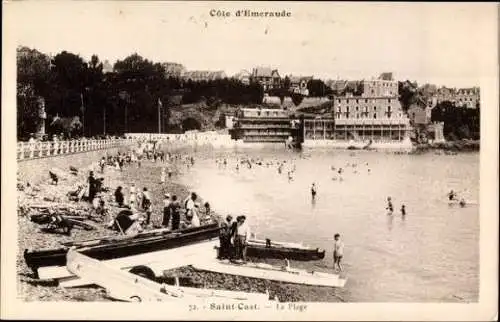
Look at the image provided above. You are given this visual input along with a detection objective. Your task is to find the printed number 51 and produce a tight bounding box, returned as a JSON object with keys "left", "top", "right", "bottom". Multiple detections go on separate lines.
{"left": 189, "top": 304, "right": 198, "bottom": 311}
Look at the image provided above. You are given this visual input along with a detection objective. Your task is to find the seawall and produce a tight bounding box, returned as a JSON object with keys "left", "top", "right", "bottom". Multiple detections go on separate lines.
{"left": 17, "top": 146, "right": 129, "bottom": 185}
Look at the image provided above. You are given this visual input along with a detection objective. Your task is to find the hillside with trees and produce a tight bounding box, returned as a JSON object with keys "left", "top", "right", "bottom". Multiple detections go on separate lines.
{"left": 16, "top": 47, "right": 266, "bottom": 140}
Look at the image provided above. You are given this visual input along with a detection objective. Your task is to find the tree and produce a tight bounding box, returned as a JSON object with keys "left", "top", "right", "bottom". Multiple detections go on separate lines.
{"left": 431, "top": 101, "right": 479, "bottom": 140}
{"left": 16, "top": 47, "right": 51, "bottom": 138}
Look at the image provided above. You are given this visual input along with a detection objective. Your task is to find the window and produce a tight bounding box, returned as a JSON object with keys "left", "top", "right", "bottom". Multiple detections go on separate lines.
{"left": 338, "top": 99, "right": 341, "bottom": 103}
{"left": 374, "top": 106, "right": 377, "bottom": 111}
{"left": 346, "top": 99, "right": 349, "bottom": 104}
{"left": 356, "top": 113, "right": 360, "bottom": 119}
{"left": 355, "top": 106, "right": 359, "bottom": 111}
{"left": 356, "top": 99, "right": 359, "bottom": 103}
{"left": 388, "top": 99, "right": 391, "bottom": 103}
{"left": 365, "top": 99, "right": 368, "bottom": 103}
{"left": 373, "top": 113, "right": 377, "bottom": 119}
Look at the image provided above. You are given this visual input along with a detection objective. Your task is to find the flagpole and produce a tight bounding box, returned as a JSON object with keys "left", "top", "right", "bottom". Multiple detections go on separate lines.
{"left": 81, "top": 92, "right": 85, "bottom": 137}
{"left": 158, "top": 98, "right": 161, "bottom": 134}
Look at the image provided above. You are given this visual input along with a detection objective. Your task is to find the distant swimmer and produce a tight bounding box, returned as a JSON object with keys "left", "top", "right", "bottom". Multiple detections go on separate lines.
{"left": 401, "top": 204, "right": 406, "bottom": 216}
{"left": 448, "top": 190, "right": 458, "bottom": 201}
{"left": 368, "top": 168, "right": 371, "bottom": 173}
{"left": 311, "top": 183, "right": 317, "bottom": 198}
{"left": 288, "top": 171, "right": 293, "bottom": 182}
{"left": 459, "top": 198, "right": 466, "bottom": 207}
{"left": 338, "top": 168, "right": 343, "bottom": 174}
{"left": 386, "top": 197, "right": 394, "bottom": 214}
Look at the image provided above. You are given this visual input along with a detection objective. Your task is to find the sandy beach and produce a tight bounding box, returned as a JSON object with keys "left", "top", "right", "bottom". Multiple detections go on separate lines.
{"left": 17, "top": 146, "right": 344, "bottom": 302}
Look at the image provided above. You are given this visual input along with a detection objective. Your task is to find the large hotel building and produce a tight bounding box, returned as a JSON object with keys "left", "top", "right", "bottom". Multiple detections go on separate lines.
{"left": 304, "top": 73, "right": 411, "bottom": 145}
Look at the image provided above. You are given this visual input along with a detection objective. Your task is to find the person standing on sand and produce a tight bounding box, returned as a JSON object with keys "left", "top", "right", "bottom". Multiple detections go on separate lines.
{"left": 129, "top": 183, "right": 137, "bottom": 208}
{"left": 99, "top": 157, "right": 106, "bottom": 174}
{"left": 114, "top": 186, "right": 125, "bottom": 207}
{"left": 167, "top": 165, "right": 173, "bottom": 179}
{"left": 235, "top": 216, "right": 250, "bottom": 261}
{"left": 88, "top": 171, "right": 97, "bottom": 201}
{"left": 170, "top": 195, "right": 181, "bottom": 230}
{"left": 191, "top": 203, "right": 201, "bottom": 227}
{"left": 160, "top": 167, "right": 166, "bottom": 184}
{"left": 162, "top": 193, "right": 171, "bottom": 228}
{"left": 184, "top": 192, "right": 197, "bottom": 215}
{"left": 401, "top": 204, "right": 406, "bottom": 216}
{"left": 219, "top": 215, "right": 235, "bottom": 259}
{"left": 142, "top": 187, "right": 152, "bottom": 226}
{"left": 333, "top": 233, "right": 344, "bottom": 272}
{"left": 204, "top": 202, "right": 211, "bottom": 219}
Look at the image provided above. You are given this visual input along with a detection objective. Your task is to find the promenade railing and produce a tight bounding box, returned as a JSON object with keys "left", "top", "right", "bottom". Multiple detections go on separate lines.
{"left": 17, "top": 139, "right": 133, "bottom": 161}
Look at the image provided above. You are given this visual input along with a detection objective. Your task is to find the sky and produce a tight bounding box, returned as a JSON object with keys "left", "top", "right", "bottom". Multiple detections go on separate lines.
{"left": 4, "top": 1, "right": 498, "bottom": 88}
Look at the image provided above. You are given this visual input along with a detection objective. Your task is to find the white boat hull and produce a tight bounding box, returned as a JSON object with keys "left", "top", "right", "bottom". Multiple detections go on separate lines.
{"left": 192, "top": 260, "right": 347, "bottom": 288}
{"left": 66, "top": 249, "right": 270, "bottom": 302}
{"left": 40, "top": 239, "right": 219, "bottom": 284}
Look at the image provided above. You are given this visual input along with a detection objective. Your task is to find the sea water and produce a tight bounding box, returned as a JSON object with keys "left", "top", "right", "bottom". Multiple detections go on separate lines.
{"left": 176, "top": 147, "right": 479, "bottom": 302}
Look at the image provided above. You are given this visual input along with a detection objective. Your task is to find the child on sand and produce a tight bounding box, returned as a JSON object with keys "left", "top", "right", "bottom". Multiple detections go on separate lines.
{"left": 160, "top": 167, "right": 166, "bottom": 184}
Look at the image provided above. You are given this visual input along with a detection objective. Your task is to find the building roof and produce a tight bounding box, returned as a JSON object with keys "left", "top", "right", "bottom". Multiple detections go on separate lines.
{"left": 252, "top": 67, "right": 273, "bottom": 77}
{"left": 328, "top": 80, "right": 349, "bottom": 91}
{"left": 182, "top": 70, "right": 226, "bottom": 79}
{"left": 457, "top": 87, "right": 479, "bottom": 94}
{"left": 234, "top": 69, "right": 251, "bottom": 78}
{"left": 162, "top": 62, "right": 186, "bottom": 73}
{"left": 289, "top": 75, "right": 313, "bottom": 84}
{"left": 378, "top": 72, "right": 394, "bottom": 81}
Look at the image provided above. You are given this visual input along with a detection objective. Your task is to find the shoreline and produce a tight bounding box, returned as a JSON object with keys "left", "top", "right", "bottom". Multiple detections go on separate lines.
{"left": 414, "top": 140, "right": 480, "bottom": 153}
{"left": 16, "top": 147, "right": 344, "bottom": 302}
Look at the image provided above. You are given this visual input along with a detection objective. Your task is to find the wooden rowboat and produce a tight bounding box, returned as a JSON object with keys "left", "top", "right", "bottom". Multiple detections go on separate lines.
{"left": 246, "top": 239, "right": 325, "bottom": 261}
{"left": 25, "top": 224, "right": 326, "bottom": 279}
{"left": 24, "top": 224, "right": 221, "bottom": 277}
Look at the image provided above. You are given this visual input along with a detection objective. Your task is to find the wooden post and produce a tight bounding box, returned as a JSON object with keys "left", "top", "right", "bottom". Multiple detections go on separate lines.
{"left": 29, "top": 143, "right": 35, "bottom": 159}
{"left": 18, "top": 143, "right": 23, "bottom": 160}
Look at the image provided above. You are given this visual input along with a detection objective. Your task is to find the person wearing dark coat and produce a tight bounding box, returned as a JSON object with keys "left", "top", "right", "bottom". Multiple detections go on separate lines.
{"left": 219, "top": 215, "right": 235, "bottom": 259}
{"left": 114, "top": 186, "right": 125, "bottom": 207}
{"left": 88, "top": 171, "right": 97, "bottom": 201}
{"left": 170, "top": 195, "right": 181, "bottom": 230}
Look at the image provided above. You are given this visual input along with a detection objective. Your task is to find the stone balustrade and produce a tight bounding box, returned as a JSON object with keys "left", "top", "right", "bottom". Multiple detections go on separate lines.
{"left": 17, "top": 139, "right": 133, "bottom": 161}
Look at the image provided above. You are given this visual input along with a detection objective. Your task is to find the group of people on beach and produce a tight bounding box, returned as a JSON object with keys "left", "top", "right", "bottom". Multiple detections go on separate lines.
{"left": 84, "top": 146, "right": 212, "bottom": 235}
{"left": 218, "top": 215, "right": 251, "bottom": 262}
